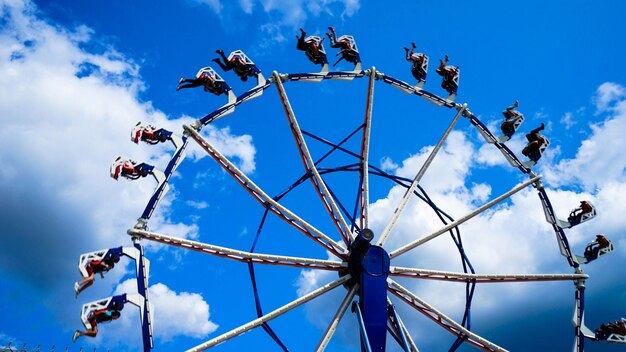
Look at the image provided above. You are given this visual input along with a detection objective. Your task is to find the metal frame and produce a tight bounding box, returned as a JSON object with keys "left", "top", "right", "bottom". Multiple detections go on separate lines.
{"left": 97, "top": 33, "right": 620, "bottom": 350}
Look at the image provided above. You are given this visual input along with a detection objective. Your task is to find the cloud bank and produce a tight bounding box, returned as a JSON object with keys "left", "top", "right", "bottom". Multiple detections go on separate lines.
{"left": 0, "top": 0, "right": 252, "bottom": 346}
{"left": 295, "top": 83, "right": 626, "bottom": 350}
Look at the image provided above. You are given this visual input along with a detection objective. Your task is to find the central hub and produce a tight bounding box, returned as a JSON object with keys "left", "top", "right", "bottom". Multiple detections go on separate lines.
{"left": 345, "top": 228, "right": 390, "bottom": 285}
{"left": 342, "top": 228, "right": 391, "bottom": 351}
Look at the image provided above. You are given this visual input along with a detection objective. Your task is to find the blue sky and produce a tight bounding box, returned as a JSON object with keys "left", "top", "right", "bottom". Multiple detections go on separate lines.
{"left": 1, "top": 0, "right": 626, "bottom": 351}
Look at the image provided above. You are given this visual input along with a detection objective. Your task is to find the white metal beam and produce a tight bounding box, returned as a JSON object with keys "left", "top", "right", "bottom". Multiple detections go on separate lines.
{"left": 129, "top": 228, "right": 345, "bottom": 270}
{"left": 390, "top": 176, "right": 540, "bottom": 259}
{"left": 386, "top": 298, "right": 420, "bottom": 352}
{"left": 184, "top": 124, "right": 348, "bottom": 258}
{"left": 390, "top": 266, "right": 588, "bottom": 283}
{"left": 316, "top": 284, "right": 358, "bottom": 351}
{"left": 274, "top": 71, "right": 354, "bottom": 245}
{"left": 359, "top": 68, "right": 376, "bottom": 230}
{"left": 388, "top": 279, "right": 507, "bottom": 352}
{"left": 378, "top": 105, "right": 466, "bottom": 246}
{"left": 186, "top": 275, "right": 352, "bottom": 352}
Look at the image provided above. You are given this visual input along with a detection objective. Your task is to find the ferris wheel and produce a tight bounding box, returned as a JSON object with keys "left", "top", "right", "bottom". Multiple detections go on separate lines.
{"left": 72, "top": 26, "right": 625, "bottom": 351}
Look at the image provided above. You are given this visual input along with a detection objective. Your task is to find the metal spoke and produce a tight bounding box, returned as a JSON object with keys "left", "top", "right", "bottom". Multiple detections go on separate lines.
{"left": 359, "top": 68, "right": 376, "bottom": 230}
{"left": 390, "top": 266, "right": 588, "bottom": 283}
{"left": 390, "top": 175, "right": 540, "bottom": 259}
{"left": 386, "top": 298, "right": 420, "bottom": 352}
{"left": 274, "top": 71, "right": 354, "bottom": 245}
{"left": 129, "top": 228, "right": 345, "bottom": 271}
{"left": 394, "top": 312, "right": 419, "bottom": 352}
{"left": 316, "top": 284, "right": 358, "bottom": 351}
{"left": 184, "top": 124, "right": 348, "bottom": 258}
{"left": 378, "top": 105, "right": 466, "bottom": 246}
{"left": 186, "top": 275, "right": 352, "bottom": 352}
{"left": 388, "top": 279, "right": 507, "bottom": 352}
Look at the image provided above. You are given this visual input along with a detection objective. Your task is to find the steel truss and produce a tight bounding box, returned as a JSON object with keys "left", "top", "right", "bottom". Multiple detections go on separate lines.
{"left": 111, "top": 61, "right": 611, "bottom": 352}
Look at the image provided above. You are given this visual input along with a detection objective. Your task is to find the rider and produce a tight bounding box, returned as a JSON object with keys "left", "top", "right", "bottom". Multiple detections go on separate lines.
{"left": 326, "top": 26, "right": 351, "bottom": 51}
{"left": 212, "top": 49, "right": 255, "bottom": 82}
{"left": 584, "top": 234, "right": 611, "bottom": 260}
{"left": 177, "top": 67, "right": 211, "bottom": 91}
{"left": 521, "top": 123, "right": 545, "bottom": 160}
{"left": 500, "top": 100, "right": 521, "bottom": 136}
{"left": 177, "top": 67, "right": 227, "bottom": 94}
{"left": 111, "top": 157, "right": 150, "bottom": 180}
{"left": 568, "top": 200, "right": 593, "bottom": 224}
{"left": 435, "top": 55, "right": 459, "bottom": 95}
{"left": 132, "top": 122, "right": 168, "bottom": 144}
{"left": 296, "top": 28, "right": 327, "bottom": 66}
{"left": 403, "top": 42, "right": 427, "bottom": 83}
{"left": 326, "top": 26, "right": 359, "bottom": 66}
{"left": 596, "top": 318, "right": 626, "bottom": 337}
{"left": 72, "top": 304, "right": 123, "bottom": 341}
{"left": 74, "top": 253, "right": 120, "bottom": 297}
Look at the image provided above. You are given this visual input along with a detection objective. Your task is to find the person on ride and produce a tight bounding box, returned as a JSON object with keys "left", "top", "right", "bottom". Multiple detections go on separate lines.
{"left": 568, "top": 200, "right": 593, "bottom": 224}
{"left": 111, "top": 158, "right": 147, "bottom": 180}
{"left": 177, "top": 67, "right": 213, "bottom": 91}
{"left": 296, "top": 28, "right": 326, "bottom": 65}
{"left": 584, "top": 234, "right": 610, "bottom": 260}
{"left": 521, "top": 123, "right": 545, "bottom": 158}
{"left": 436, "top": 55, "right": 459, "bottom": 94}
{"left": 326, "top": 26, "right": 352, "bottom": 51}
{"left": 212, "top": 49, "right": 254, "bottom": 81}
{"left": 74, "top": 254, "right": 120, "bottom": 298}
{"left": 500, "top": 100, "right": 520, "bottom": 136}
{"left": 404, "top": 42, "right": 427, "bottom": 82}
{"left": 132, "top": 123, "right": 159, "bottom": 144}
{"left": 72, "top": 306, "right": 122, "bottom": 341}
{"left": 596, "top": 318, "right": 626, "bottom": 336}
{"left": 326, "top": 26, "right": 359, "bottom": 66}
{"left": 436, "top": 55, "right": 453, "bottom": 77}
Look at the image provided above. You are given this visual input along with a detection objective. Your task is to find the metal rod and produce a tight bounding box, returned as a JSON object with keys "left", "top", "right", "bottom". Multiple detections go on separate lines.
{"left": 395, "top": 311, "right": 419, "bottom": 352}
{"left": 390, "top": 175, "right": 540, "bottom": 259}
{"left": 359, "top": 68, "right": 376, "bottom": 230}
{"left": 184, "top": 124, "right": 348, "bottom": 258}
{"left": 390, "top": 266, "right": 588, "bottom": 283}
{"left": 186, "top": 275, "right": 352, "bottom": 352}
{"left": 388, "top": 302, "right": 411, "bottom": 352}
{"left": 378, "top": 105, "right": 466, "bottom": 246}
{"left": 353, "top": 301, "right": 373, "bottom": 352}
{"left": 385, "top": 296, "right": 420, "bottom": 352}
{"left": 274, "top": 71, "right": 354, "bottom": 245}
{"left": 316, "top": 284, "right": 358, "bottom": 351}
{"left": 129, "top": 228, "right": 345, "bottom": 270}
{"left": 388, "top": 279, "right": 507, "bottom": 352}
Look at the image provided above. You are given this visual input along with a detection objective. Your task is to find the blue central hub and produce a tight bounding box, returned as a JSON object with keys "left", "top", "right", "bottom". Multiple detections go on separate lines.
{"left": 344, "top": 228, "right": 390, "bottom": 351}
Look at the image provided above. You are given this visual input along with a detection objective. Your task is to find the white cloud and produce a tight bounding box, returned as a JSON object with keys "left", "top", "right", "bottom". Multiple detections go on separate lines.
{"left": 0, "top": 0, "right": 254, "bottom": 329}
{"left": 258, "top": 22, "right": 288, "bottom": 45}
{"left": 186, "top": 200, "right": 209, "bottom": 209}
{"left": 259, "top": 0, "right": 307, "bottom": 27}
{"left": 113, "top": 279, "right": 218, "bottom": 342}
{"left": 295, "top": 87, "right": 626, "bottom": 348}
{"left": 195, "top": 124, "right": 257, "bottom": 174}
{"left": 191, "top": 0, "right": 224, "bottom": 14}
{"left": 239, "top": 0, "right": 254, "bottom": 13}
{"left": 257, "top": 0, "right": 362, "bottom": 26}
{"left": 0, "top": 333, "right": 21, "bottom": 348}
{"left": 594, "top": 82, "right": 626, "bottom": 113}
{"left": 305, "top": 0, "right": 360, "bottom": 18}
{"left": 380, "top": 156, "right": 398, "bottom": 172}
{"left": 560, "top": 111, "right": 575, "bottom": 129}
{"left": 393, "top": 131, "right": 473, "bottom": 193}
{"left": 543, "top": 83, "right": 626, "bottom": 191}
{"left": 189, "top": 0, "right": 361, "bottom": 52}
{"left": 190, "top": 0, "right": 361, "bottom": 25}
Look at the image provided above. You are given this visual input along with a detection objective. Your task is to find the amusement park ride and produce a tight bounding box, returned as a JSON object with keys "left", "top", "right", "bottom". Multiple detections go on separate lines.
{"left": 74, "top": 26, "right": 624, "bottom": 351}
